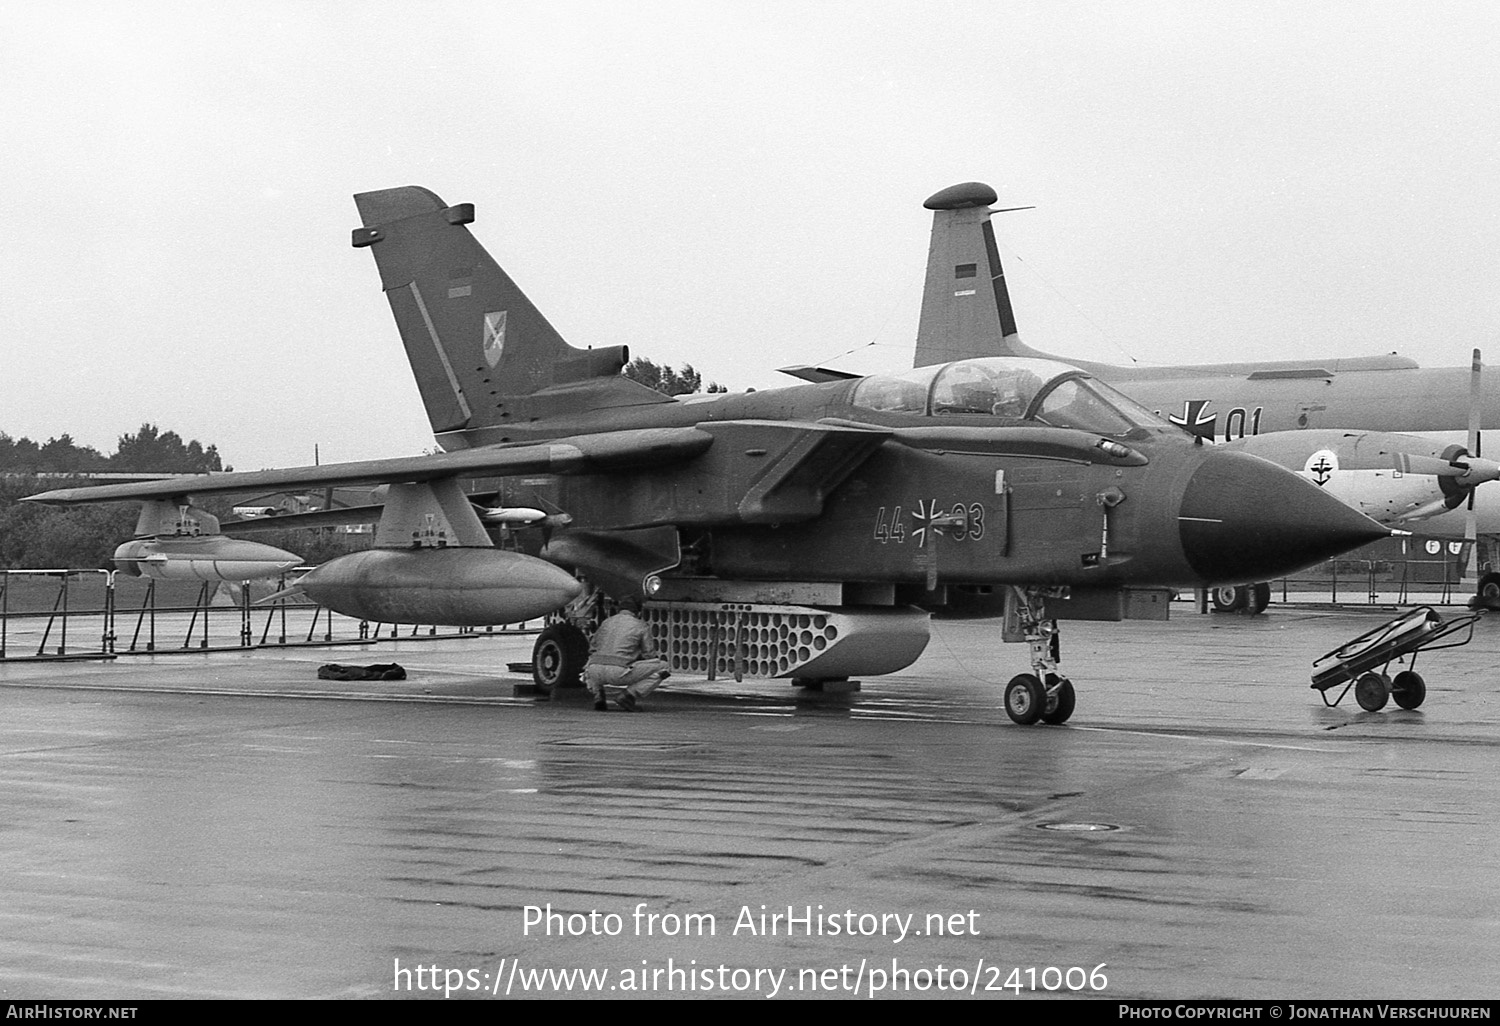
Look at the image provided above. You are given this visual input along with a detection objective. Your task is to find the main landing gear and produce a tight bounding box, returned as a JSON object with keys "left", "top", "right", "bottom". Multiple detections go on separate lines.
{"left": 1475, "top": 572, "right": 1500, "bottom": 611}
{"left": 531, "top": 621, "right": 589, "bottom": 694}
{"left": 1211, "top": 583, "right": 1271, "bottom": 615}
{"left": 1004, "top": 587, "right": 1076, "bottom": 726}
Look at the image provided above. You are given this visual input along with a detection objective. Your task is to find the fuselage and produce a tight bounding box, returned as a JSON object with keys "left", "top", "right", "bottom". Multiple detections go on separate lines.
{"left": 1056, "top": 361, "right": 1488, "bottom": 444}
{"left": 1038, "top": 356, "right": 1500, "bottom": 542}
{"left": 463, "top": 358, "right": 1388, "bottom": 590}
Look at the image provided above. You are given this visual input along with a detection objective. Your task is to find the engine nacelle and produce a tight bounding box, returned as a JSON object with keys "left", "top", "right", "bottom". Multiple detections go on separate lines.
{"left": 295, "top": 547, "right": 582, "bottom": 626}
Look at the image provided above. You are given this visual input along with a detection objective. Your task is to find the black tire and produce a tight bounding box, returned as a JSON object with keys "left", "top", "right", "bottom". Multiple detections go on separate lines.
{"left": 1354, "top": 671, "right": 1390, "bottom": 712}
{"left": 1392, "top": 670, "right": 1427, "bottom": 710}
{"left": 1246, "top": 582, "right": 1271, "bottom": 615}
{"left": 1477, "top": 573, "right": 1500, "bottom": 611}
{"left": 1211, "top": 586, "right": 1247, "bottom": 613}
{"left": 532, "top": 622, "right": 589, "bottom": 693}
{"left": 1005, "top": 673, "right": 1046, "bottom": 725}
{"left": 1040, "top": 675, "right": 1076, "bottom": 725}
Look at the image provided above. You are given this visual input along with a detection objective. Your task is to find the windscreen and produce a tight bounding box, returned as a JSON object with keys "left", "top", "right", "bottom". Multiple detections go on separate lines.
{"left": 849, "top": 357, "right": 1171, "bottom": 438}
{"left": 1029, "top": 376, "right": 1166, "bottom": 437}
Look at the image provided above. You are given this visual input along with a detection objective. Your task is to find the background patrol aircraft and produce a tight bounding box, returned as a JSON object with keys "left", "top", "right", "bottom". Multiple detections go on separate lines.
{"left": 26, "top": 186, "right": 1388, "bottom": 724}
{"left": 910, "top": 181, "right": 1500, "bottom": 610}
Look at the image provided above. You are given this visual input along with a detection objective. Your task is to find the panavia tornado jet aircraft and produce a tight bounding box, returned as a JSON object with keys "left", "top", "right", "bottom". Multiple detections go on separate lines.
{"left": 911, "top": 181, "right": 1500, "bottom": 611}
{"left": 26, "top": 187, "right": 1389, "bottom": 724}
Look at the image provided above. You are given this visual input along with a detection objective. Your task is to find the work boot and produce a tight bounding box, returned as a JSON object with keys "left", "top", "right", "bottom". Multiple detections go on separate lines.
{"left": 593, "top": 699, "right": 608, "bottom": 711}
{"left": 616, "top": 692, "right": 638, "bottom": 712}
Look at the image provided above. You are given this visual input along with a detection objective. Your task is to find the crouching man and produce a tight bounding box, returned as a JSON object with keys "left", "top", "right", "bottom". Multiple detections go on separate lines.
{"left": 582, "top": 596, "right": 670, "bottom": 712}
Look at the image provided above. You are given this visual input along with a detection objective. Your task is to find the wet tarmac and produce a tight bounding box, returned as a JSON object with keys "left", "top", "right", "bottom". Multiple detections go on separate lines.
{"left": 0, "top": 603, "right": 1496, "bottom": 1000}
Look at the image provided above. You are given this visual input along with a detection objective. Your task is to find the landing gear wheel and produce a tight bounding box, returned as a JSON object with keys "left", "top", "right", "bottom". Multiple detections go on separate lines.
{"left": 1040, "top": 675, "right": 1076, "bottom": 725}
{"left": 1392, "top": 670, "right": 1427, "bottom": 710}
{"left": 1211, "top": 586, "right": 1247, "bottom": 613}
{"left": 1005, "top": 673, "right": 1047, "bottom": 725}
{"left": 1246, "top": 582, "right": 1271, "bottom": 615}
{"left": 1354, "top": 671, "right": 1391, "bottom": 712}
{"left": 1477, "top": 573, "right": 1500, "bottom": 611}
{"left": 532, "top": 622, "right": 589, "bottom": 694}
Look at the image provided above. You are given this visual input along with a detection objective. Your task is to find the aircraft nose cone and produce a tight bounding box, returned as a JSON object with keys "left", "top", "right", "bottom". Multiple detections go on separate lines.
{"left": 1179, "top": 450, "right": 1390, "bottom": 584}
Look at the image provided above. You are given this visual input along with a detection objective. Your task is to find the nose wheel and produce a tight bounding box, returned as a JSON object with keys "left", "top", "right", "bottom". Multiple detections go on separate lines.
{"left": 1005, "top": 674, "right": 1046, "bottom": 724}
{"left": 1042, "top": 675, "right": 1076, "bottom": 724}
{"left": 1004, "top": 673, "right": 1076, "bottom": 725}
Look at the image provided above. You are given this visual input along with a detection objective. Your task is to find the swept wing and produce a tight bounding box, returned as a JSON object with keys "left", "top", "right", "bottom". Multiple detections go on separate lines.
{"left": 25, "top": 427, "right": 716, "bottom": 506}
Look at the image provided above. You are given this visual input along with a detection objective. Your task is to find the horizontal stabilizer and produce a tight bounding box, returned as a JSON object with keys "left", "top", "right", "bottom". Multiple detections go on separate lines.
{"left": 776, "top": 365, "right": 863, "bottom": 384}
{"left": 223, "top": 505, "right": 384, "bottom": 534}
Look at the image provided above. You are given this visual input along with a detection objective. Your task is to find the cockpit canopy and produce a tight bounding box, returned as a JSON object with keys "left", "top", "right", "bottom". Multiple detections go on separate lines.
{"left": 850, "top": 357, "right": 1169, "bottom": 438}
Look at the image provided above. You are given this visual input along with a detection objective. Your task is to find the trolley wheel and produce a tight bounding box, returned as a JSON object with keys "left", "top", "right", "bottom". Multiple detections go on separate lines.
{"left": 1246, "top": 582, "right": 1271, "bottom": 615}
{"left": 532, "top": 622, "right": 589, "bottom": 694}
{"left": 1354, "top": 671, "right": 1390, "bottom": 712}
{"left": 1040, "top": 675, "right": 1076, "bottom": 725}
{"left": 1005, "top": 673, "right": 1046, "bottom": 725}
{"left": 1391, "top": 670, "right": 1427, "bottom": 710}
{"left": 1211, "top": 585, "right": 1247, "bottom": 613}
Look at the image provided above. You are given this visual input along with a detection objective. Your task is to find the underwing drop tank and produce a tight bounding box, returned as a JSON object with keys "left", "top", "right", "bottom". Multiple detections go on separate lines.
{"left": 113, "top": 536, "right": 302, "bottom": 581}
{"left": 295, "top": 548, "right": 583, "bottom": 626}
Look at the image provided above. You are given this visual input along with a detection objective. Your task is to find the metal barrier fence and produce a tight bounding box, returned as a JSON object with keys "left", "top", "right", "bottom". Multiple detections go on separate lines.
{"left": 0, "top": 568, "right": 537, "bottom": 661}
{"left": 1272, "top": 555, "right": 1482, "bottom": 608}
{"left": 0, "top": 553, "right": 1485, "bottom": 661}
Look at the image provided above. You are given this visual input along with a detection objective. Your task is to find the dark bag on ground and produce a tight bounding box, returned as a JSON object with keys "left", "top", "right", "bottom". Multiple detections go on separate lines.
{"left": 317, "top": 663, "right": 407, "bottom": 681}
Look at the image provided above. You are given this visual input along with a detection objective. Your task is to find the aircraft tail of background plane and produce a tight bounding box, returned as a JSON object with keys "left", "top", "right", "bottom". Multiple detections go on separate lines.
{"left": 913, "top": 181, "right": 1423, "bottom": 380}
{"left": 353, "top": 186, "right": 667, "bottom": 448}
{"left": 913, "top": 182, "right": 1047, "bottom": 369}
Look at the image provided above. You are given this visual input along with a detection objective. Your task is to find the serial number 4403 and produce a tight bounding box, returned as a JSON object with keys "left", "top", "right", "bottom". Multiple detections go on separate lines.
{"left": 873, "top": 501, "right": 986, "bottom": 544}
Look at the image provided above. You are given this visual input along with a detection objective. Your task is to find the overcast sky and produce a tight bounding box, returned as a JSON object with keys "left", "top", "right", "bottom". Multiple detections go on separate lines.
{"left": 3, "top": 1, "right": 1498, "bottom": 469}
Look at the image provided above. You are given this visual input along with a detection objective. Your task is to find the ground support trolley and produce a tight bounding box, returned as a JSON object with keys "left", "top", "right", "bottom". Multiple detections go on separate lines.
{"left": 1310, "top": 605, "right": 1482, "bottom": 711}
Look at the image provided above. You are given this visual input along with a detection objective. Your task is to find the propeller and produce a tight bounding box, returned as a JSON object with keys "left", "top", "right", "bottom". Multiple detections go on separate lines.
{"left": 1391, "top": 450, "right": 1500, "bottom": 485}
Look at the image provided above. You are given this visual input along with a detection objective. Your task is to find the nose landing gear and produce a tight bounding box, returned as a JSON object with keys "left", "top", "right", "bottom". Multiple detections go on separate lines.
{"left": 1003, "top": 587, "right": 1077, "bottom": 725}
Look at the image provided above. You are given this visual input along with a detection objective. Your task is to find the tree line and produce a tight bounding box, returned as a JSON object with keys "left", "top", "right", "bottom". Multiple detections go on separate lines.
{"left": 0, "top": 423, "right": 225, "bottom": 475}
{"left": 0, "top": 424, "right": 228, "bottom": 570}
{"left": 623, "top": 358, "right": 728, "bottom": 396}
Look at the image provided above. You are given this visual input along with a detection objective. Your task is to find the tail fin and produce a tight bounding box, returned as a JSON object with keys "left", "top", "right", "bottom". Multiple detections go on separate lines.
{"left": 353, "top": 187, "right": 663, "bottom": 445}
{"left": 913, "top": 182, "right": 1049, "bottom": 368}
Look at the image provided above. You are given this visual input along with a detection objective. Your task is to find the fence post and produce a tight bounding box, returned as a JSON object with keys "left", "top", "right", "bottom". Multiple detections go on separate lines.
{"left": 103, "top": 570, "right": 117, "bottom": 654}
